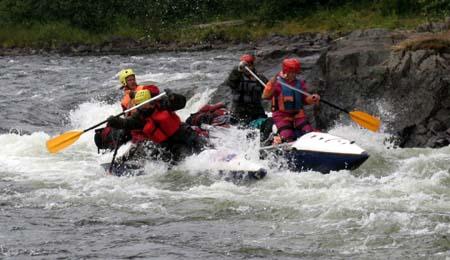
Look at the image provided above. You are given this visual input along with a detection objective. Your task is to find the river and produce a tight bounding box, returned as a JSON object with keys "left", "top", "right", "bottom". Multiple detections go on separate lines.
{"left": 0, "top": 51, "right": 449, "bottom": 259}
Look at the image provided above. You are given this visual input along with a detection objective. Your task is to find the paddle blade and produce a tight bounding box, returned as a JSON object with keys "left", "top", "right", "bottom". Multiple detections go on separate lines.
{"left": 349, "top": 111, "right": 381, "bottom": 132}
{"left": 46, "top": 131, "right": 83, "bottom": 153}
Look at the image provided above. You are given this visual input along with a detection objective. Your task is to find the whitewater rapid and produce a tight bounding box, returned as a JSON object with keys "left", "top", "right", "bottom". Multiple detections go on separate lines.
{"left": 0, "top": 52, "right": 449, "bottom": 259}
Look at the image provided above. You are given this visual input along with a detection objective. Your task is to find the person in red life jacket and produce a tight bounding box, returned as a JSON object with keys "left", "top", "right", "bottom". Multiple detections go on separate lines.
{"left": 262, "top": 58, "right": 320, "bottom": 144}
{"left": 223, "top": 54, "right": 268, "bottom": 126}
{"left": 93, "top": 69, "right": 160, "bottom": 152}
{"left": 107, "top": 89, "right": 208, "bottom": 162}
{"left": 118, "top": 68, "right": 160, "bottom": 111}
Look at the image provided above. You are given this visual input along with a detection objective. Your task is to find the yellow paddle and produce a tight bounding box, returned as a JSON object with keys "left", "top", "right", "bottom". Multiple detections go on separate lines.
{"left": 46, "top": 92, "right": 167, "bottom": 154}
{"left": 244, "top": 66, "right": 381, "bottom": 132}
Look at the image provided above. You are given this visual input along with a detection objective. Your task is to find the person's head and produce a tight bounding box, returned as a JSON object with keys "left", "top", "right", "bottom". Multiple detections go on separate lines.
{"left": 119, "top": 69, "right": 137, "bottom": 90}
{"left": 134, "top": 89, "right": 152, "bottom": 109}
{"left": 240, "top": 54, "right": 255, "bottom": 68}
{"left": 282, "top": 58, "right": 301, "bottom": 80}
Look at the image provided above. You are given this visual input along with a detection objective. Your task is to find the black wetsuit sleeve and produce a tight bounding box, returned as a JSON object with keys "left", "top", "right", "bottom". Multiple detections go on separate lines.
{"left": 224, "top": 67, "right": 242, "bottom": 90}
{"left": 112, "top": 112, "right": 146, "bottom": 130}
{"left": 257, "top": 73, "right": 268, "bottom": 84}
{"left": 159, "top": 93, "right": 186, "bottom": 111}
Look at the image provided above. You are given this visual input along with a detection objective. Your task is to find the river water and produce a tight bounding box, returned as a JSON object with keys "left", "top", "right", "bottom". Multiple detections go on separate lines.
{"left": 0, "top": 52, "right": 449, "bottom": 259}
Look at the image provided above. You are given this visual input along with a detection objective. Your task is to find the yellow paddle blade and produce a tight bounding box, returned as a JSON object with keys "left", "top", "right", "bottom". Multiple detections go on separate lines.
{"left": 46, "top": 131, "right": 83, "bottom": 154}
{"left": 349, "top": 110, "right": 381, "bottom": 132}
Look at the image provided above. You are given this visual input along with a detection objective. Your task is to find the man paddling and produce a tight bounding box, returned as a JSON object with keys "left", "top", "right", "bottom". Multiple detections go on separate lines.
{"left": 107, "top": 89, "right": 208, "bottom": 162}
{"left": 262, "top": 58, "right": 321, "bottom": 144}
{"left": 224, "top": 54, "right": 268, "bottom": 126}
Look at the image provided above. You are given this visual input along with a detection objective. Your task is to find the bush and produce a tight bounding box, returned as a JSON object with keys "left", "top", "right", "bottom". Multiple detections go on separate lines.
{"left": 420, "top": 0, "right": 450, "bottom": 16}
{"left": 0, "top": 0, "right": 447, "bottom": 34}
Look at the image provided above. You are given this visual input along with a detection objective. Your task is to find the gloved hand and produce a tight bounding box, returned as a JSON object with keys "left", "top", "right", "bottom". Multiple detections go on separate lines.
{"left": 238, "top": 61, "right": 248, "bottom": 72}
{"left": 107, "top": 116, "right": 122, "bottom": 128}
{"left": 164, "top": 88, "right": 173, "bottom": 98}
{"left": 158, "top": 89, "right": 173, "bottom": 109}
{"left": 309, "top": 94, "right": 320, "bottom": 105}
{"left": 164, "top": 88, "right": 176, "bottom": 102}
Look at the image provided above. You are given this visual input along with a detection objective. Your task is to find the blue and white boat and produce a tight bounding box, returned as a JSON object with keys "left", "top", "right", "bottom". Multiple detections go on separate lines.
{"left": 260, "top": 132, "right": 369, "bottom": 173}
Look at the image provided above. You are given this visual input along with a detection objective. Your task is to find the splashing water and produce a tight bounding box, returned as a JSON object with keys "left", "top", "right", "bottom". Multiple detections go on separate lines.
{"left": 0, "top": 52, "right": 449, "bottom": 259}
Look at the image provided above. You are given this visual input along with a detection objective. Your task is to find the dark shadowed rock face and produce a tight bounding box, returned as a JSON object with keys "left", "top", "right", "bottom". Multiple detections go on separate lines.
{"left": 309, "top": 29, "right": 450, "bottom": 148}
{"left": 211, "top": 29, "right": 450, "bottom": 148}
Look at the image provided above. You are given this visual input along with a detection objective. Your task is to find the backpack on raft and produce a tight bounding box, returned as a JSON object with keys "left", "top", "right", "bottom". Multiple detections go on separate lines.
{"left": 94, "top": 127, "right": 131, "bottom": 153}
{"left": 186, "top": 102, "right": 232, "bottom": 137}
{"left": 186, "top": 103, "right": 231, "bottom": 127}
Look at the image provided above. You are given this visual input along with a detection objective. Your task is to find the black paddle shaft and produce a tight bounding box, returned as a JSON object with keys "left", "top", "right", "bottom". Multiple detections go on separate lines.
{"left": 319, "top": 99, "right": 350, "bottom": 114}
{"left": 108, "top": 132, "right": 123, "bottom": 173}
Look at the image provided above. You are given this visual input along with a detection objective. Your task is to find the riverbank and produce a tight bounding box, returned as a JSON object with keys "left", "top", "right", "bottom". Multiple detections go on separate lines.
{"left": 1, "top": 7, "right": 447, "bottom": 56}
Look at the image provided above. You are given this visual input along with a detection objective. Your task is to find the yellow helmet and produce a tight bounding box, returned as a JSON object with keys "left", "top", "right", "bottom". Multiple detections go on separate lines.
{"left": 119, "top": 69, "right": 135, "bottom": 87}
{"left": 134, "top": 90, "right": 151, "bottom": 105}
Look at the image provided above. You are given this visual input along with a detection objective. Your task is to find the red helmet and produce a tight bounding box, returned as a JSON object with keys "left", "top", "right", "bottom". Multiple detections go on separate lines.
{"left": 282, "top": 58, "right": 301, "bottom": 74}
{"left": 240, "top": 54, "right": 255, "bottom": 64}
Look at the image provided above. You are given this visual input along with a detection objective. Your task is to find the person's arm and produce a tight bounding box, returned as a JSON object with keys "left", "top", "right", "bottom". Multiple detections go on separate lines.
{"left": 107, "top": 112, "right": 146, "bottom": 130}
{"left": 223, "top": 67, "right": 242, "bottom": 90}
{"left": 159, "top": 91, "right": 186, "bottom": 111}
{"left": 262, "top": 76, "right": 279, "bottom": 99}
{"left": 301, "top": 80, "right": 320, "bottom": 105}
{"left": 256, "top": 72, "right": 269, "bottom": 85}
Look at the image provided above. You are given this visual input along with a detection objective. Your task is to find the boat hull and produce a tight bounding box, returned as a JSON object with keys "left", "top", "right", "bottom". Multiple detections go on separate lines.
{"left": 283, "top": 149, "right": 369, "bottom": 173}
{"left": 261, "top": 132, "right": 369, "bottom": 173}
{"left": 101, "top": 162, "right": 267, "bottom": 182}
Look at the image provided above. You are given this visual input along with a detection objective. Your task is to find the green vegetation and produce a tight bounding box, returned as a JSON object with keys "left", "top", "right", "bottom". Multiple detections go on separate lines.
{"left": 0, "top": 0, "right": 448, "bottom": 49}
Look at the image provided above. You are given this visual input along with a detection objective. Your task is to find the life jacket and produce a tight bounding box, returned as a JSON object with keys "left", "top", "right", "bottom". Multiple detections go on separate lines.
{"left": 121, "top": 85, "right": 160, "bottom": 111}
{"left": 121, "top": 89, "right": 132, "bottom": 111}
{"left": 271, "top": 77, "right": 304, "bottom": 112}
{"left": 129, "top": 129, "right": 148, "bottom": 143}
{"left": 141, "top": 110, "right": 181, "bottom": 143}
{"left": 232, "top": 74, "right": 263, "bottom": 106}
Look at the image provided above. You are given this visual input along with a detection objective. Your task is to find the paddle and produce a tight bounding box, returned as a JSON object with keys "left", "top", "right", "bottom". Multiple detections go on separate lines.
{"left": 244, "top": 66, "right": 381, "bottom": 132}
{"left": 108, "top": 131, "right": 122, "bottom": 174}
{"left": 46, "top": 92, "right": 167, "bottom": 154}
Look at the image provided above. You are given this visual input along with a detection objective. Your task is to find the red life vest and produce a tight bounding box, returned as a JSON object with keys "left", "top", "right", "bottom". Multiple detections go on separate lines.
{"left": 141, "top": 110, "right": 181, "bottom": 143}
{"left": 129, "top": 109, "right": 181, "bottom": 144}
{"left": 130, "top": 129, "right": 148, "bottom": 143}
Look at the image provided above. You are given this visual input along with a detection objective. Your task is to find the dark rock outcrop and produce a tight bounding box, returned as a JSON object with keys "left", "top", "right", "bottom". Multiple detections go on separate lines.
{"left": 309, "top": 29, "right": 450, "bottom": 148}
{"left": 211, "top": 28, "right": 450, "bottom": 148}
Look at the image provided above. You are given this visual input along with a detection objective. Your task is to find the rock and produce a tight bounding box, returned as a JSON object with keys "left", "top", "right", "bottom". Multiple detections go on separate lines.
{"left": 303, "top": 28, "right": 450, "bottom": 148}
{"left": 426, "top": 135, "right": 450, "bottom": 148}
{"left": 211, "top": 27, "right": 449, "bottom": 148}
{"left": 416, "top": 124, "right": 428, "bottom": 135}
{"left": 435, "top": 109, "right": 450, "bottom": 129}
{"left": 416, "top": 18, "right": 450, "bottom": 33}
{"left": 428, "top": 119, "right": 445, "bottom": 134}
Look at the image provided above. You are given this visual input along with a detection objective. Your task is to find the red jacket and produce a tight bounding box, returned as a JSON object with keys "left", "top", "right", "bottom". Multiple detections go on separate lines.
{"left": 131, "top": 108, "right": 181, "bottom": 144}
